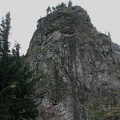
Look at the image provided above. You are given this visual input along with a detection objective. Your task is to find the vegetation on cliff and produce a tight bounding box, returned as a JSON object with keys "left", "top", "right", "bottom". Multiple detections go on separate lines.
{"left": 27, "top": 1, "right": 120, "bottom": 120}
{"left": 1, "top": 1, "right": 120, "bottom": 120}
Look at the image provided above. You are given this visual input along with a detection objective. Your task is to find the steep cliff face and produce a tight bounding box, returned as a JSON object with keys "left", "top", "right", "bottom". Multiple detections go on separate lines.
{"left": 27, "top": 5, "right": 120, "bottom": 120}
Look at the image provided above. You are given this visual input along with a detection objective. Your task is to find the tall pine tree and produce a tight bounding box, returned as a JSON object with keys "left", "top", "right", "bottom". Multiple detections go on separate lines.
{"left": 0, "top": 12, "right": 11, "bottom": 91}
{"left": 9, "top": 55, "right": 38, "bottom": 120}
{"left": 0, "top": 12, "right": 12, "bottom": 120}
{"left": 0, "top": 12, "right": 11, "bottom": 61}
{"left": 0, "top": 13, "right": 38, "bottom": 120}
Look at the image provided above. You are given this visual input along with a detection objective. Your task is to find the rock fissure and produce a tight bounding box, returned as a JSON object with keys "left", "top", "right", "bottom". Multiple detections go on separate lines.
{"left": 26, "top": 4, "right": 120, "bottom": 120}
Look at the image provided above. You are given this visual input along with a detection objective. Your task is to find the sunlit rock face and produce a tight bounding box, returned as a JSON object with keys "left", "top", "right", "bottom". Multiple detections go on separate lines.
{"left": 27, "top": 5, "right": 120, "bottom": 120}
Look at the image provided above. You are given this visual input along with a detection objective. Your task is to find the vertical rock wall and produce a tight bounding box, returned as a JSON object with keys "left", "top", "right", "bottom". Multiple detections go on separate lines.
{"left": 27, "top": 5, "right": 120, "bottom": 120}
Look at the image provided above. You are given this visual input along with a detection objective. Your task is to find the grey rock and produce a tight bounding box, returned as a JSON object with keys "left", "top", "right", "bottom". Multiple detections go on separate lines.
{"left": 27, "top": 5, "right": 120, "bottom": 120}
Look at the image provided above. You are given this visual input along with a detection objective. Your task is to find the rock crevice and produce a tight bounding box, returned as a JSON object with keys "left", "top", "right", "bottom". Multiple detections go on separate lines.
{"left": 27, "top": 5, "right": 120, "bottom": 120}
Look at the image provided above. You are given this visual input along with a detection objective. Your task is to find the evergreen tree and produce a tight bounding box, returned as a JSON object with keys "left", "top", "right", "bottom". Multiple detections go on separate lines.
{"left": 12, "top": 42, "right": 20, "bottom": 57}
{"left": 56, "top": 2, "right": 66, "bottom": 10}
{"left": 0, "top": 13, "right": 38, "bottom": 120}
{"left": 46, "top": 6, "right": 51, "bottom": 15}
{"left": 9, "top": 58, "right": 38, "bottom": 120}
{"left": 68, "top": 0, "right": 72, "bottom": 7}
{"left": 108, "top": 31, "right": 111, "bottom": 38}
{"left": 0, "top": 12, "right": 11, "bottom": 120}
{"left": 0, "top": 45, "right": 38, "bottom": 120}
{"left": 52, "top": 7, "right": 56, "bottom": 11}
{"left": 0, "top": 12, "right": 11, "bottom": 91}
{"left": 0, "top": 12, "right": 11, "bottom": 61}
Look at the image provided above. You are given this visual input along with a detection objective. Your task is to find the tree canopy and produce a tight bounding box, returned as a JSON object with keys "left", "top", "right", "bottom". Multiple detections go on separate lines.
{"left": 0, "top": 12, "right": 38, "bottom": 120}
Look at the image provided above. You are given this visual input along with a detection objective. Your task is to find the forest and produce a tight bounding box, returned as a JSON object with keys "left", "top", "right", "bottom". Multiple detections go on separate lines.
{"left": 0, "top": 12, "right": 38, "bottom": 120}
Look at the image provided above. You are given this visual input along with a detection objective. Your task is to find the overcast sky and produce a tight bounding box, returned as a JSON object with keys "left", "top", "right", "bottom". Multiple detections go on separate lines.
{"left": 0, "top": 0, "right": 120, "bottom": 55}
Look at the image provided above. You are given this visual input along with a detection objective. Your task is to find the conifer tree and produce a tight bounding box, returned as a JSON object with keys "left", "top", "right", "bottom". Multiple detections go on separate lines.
{"left": 52, "top": 7, "right": 56, "bottom": 11}
{"left": 108, "top": 31, "right": 111, "bottom": 38}
{"left": 0, "top": 12, "right": 13, "bottom": 120}
{"left": 56, "top": 2, "right": 66, "bottom": 10}
{"left": 9, "top": 58, "right": 38, "bottom": 120}
{"left": 0, "top": 12, "right": 11, "bottom": 61}
{"left": 12, "top": 42, "right": 20, "bottom": 57}
{"left": 46, "top": 6, "right": 51, "bottom": 15}
{"left": 0, "top": 44, "right": 38, "bottom": 120}
{"left": 0, "top": 12, "right": 11, "bottom": 91}
{"left": 0, "top": 13, "right": 38, "bottom": 120}
{"left": 68, "top": 0, "right": 72, "bottom": 7}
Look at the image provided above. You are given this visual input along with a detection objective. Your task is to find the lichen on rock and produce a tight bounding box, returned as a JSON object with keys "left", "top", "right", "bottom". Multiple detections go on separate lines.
{"left": 26, "top": 3, "right": 120, "bottom": 120}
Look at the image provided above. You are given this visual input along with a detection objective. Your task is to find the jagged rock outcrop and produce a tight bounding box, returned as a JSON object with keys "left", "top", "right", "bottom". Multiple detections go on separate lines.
{"left": 26, "top": 5, "right": 120, "bottom": 120}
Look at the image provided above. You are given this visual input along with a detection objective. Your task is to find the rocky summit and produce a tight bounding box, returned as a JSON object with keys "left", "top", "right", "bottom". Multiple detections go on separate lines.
{"left": 26, "top": 4, "right": 120, "bottom": 120}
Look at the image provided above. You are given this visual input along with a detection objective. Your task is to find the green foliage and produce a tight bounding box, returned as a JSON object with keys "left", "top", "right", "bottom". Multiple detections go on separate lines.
{"left": 12, "top": 41, "right": 20, "bottom": 57}
{"left": 0, "top": 12, "right": 11, "bottom": 61}
{"left": 41, "top": 11, "right": 79, "bottom": 36}
{"left": 84, "top": 90, "right": 120, "bottom": 120}
{"left": 0, "top": 12, "right": 11, "bottom": 91}
{"left": 0, "top": 12, "right": 38, "bottom": 120}
{"left": 0, "top": 53, "right": 38, "bottom": 120}
{"left": 93, "top": 105, "right": 120, "bottom": 120}
{"left": 42, "top": 5, "right": 93, "bottom": 36}
{"left": 46, "top": 6, "right": 51, "bottom": 15}
{"left": 9, "top": 63, "right": 38, "bottom": 120}
{"left": 46, "top": 1, "right": 72, "bottom": 15}
{"left": 68, "top": 0, "right": 72, "bottom": 7}
{"left": 52, "top": 7, "right": 56, "bottom": 11}
{"left": 56, "top": 2, "right": 67, "bottom": 10}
